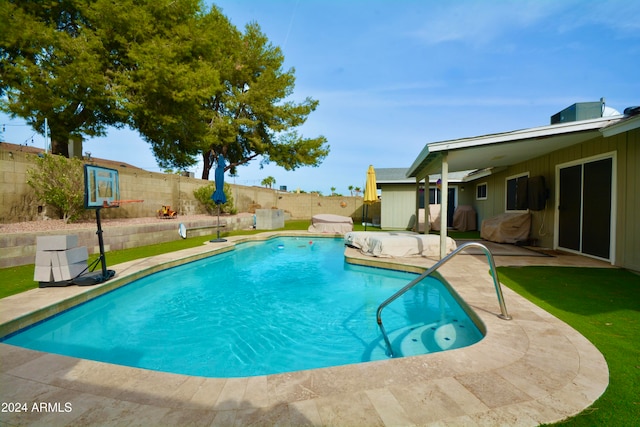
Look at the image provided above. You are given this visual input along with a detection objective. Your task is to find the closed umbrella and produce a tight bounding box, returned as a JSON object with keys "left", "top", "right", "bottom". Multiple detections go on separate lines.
{"left": 363, "top": 165, "right": 378, "bottom": 230}
{"left": 210, "top": 154, "right": 227, "bottom": 242}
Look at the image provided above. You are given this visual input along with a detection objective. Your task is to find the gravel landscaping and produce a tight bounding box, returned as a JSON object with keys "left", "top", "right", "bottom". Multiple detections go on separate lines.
{"left": 0, "top": 215, "right": 215, "bottom": 234}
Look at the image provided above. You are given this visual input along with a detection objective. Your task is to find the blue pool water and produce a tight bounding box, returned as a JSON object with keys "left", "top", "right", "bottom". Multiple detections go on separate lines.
{"left": 3, "top": 237, "right": 483, "bottom": 377}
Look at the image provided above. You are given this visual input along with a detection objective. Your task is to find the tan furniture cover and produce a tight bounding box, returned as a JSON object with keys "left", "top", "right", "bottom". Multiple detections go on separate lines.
{"left": 409, "top": 210, "right": 429, "bottom": 232}
{"left": 345, "top": 231, "right": 416, "bottom": 252}
{"left": 345, "top": 231, "right": 456, "bottom": 258}
{"left": 418, "top": 208, "right": 429, "bottom": 232}
{"left": 308, "top": 214, "right": 353, "bottom": 234}
{"left": 453, "top": 205, "right": 477, "bottom": 231}
{"left": 480, "top": 212, "right": 531, "bottom": 244}
{"left": 429, "top": 204, "right": 442, "bottom": 231}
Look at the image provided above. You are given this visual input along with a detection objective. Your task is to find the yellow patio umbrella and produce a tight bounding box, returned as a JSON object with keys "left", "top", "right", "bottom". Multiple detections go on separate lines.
{"left": 363, "top": 165, "right": 378, "bottom": 230}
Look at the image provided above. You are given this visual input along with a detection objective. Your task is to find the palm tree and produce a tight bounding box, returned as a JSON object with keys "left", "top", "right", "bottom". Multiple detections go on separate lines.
{"left": 348, "top": 185, "right": 354, "bottom": 196}
{"left": 261, "top": 176, "right": 276, "bottom": 188}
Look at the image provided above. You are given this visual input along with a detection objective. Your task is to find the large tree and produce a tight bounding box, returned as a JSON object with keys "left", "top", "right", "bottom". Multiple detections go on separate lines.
{"left": 199, "top": 21, "right": 329, "bottom": 180}
{"left": 133, "top": 11, "right": 330, "bottom": 180}
{"left": 1, "top": 1, "right": 329, "bottom": 180}
{"left": 0, "top": 0, "right": 201, "bottom": 155}
{"left": 126, "top": 4, "right": 235, "bottom": 173}
{"left": 3, "top": 0, "right": 117, "bottom": 155}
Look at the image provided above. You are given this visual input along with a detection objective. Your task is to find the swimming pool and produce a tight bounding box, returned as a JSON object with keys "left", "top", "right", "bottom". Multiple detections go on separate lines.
{"left": 3, "top": 237, "right": 483, "bottom": 377}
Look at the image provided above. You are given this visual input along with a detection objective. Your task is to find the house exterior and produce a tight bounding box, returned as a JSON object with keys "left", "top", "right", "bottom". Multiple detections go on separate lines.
{"left": 375, "top": 168, "right": 417, "bottom": 230}
{"left": 376, "top": 168, "right": 472, "bottom": 230}
{"left": 406, "top": 105, "right": 640, "bottom": 271}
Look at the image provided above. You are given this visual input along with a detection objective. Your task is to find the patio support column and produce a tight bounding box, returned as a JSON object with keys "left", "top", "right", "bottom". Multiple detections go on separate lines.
{"left": 440, "top": 153, "right": 449, "bottom": 259}
{"left": 415, "top": 177, "right": 422, "bottom": 233}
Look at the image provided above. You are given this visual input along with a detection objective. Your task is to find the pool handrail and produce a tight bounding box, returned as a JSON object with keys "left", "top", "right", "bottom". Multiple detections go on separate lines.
{"left": 376, "top": 241, "right": 512, "bottom": 358}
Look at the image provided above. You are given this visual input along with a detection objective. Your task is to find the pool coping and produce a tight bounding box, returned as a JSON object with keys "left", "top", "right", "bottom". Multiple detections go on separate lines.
{"left": 1, "top": 232, "right": 609, "bottom": 426}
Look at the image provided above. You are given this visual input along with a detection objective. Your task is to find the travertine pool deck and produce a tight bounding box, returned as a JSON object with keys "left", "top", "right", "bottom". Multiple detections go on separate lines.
{"left": 1, "top": 233, "right": 610, "bottom": 426}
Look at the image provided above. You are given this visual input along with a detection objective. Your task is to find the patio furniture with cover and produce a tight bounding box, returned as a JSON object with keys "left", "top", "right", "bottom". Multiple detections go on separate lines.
{"left": 345, "top": 231, "right": 457, "bottom": 258}
{"left": 308, "top": 214, "right": 353, "bottom": 234}
{"left": 480, "top": 212, "right": 531, "bottom": 244}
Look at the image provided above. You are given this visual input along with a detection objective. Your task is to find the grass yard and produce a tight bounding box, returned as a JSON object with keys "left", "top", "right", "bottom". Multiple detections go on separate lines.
{"left": 0, "top": 219, "right": 313, "bottom": 299}
{"left": 498, "top": 266, "right": 640, "bottom": 426}
{"left": 2, "top": 219, "right": 383, "bottom": 298}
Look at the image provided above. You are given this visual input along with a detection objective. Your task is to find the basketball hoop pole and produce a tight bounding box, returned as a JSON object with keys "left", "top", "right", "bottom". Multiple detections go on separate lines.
{"left": 73, "top": 206, "right": 115, "bottom": 286}
{"left": 95, "top": 207, "right": 109, "bottom": 279}
{"left": 80, "top": 164, "right": 122, "bottom": 285}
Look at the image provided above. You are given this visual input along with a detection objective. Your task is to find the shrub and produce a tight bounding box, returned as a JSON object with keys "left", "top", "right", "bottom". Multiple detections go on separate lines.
{"left": 193, "top": 182, "right": 237, "bottom": 215}
{"left": 26, "top": 154, "right": 85, "bottom": 223}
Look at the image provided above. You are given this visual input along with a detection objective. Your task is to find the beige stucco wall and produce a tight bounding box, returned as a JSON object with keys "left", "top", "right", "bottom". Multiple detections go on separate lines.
{"left": 0, "top": 147, "right": 365, "bottom": 224}
{"left": 0, "top": 148, "right": 39, "bottom": 222}
{"left": 0, "top": 147, "right": 375, "bottom": 268}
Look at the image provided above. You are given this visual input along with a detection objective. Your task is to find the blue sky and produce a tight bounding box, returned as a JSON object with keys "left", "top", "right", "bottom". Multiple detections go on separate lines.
{"left": 2, "top": 0, "right": 639, "bottom": 195}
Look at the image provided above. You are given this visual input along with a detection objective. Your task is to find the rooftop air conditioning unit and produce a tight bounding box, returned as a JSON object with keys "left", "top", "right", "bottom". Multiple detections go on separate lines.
{"left": 550, "top": 98, "right": 621, "bottom": 124}
{"left": 550, "top": 101, "right": 603, "bottom": 124}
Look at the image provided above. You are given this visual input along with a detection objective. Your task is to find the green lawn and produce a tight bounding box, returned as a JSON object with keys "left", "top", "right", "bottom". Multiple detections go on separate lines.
{"left": 1, "top": 223, "right": 638, "bottom": 425}
{"left": 498, "top": 266, "right": 640, "bottom": 426}
{"left": 0, "top": 219, "right": 313, "bottom": 299}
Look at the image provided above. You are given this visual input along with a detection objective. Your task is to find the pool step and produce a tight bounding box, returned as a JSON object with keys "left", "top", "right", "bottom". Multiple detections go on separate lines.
{"left": 387, "top": 319, "right": 479, "bottom": 357}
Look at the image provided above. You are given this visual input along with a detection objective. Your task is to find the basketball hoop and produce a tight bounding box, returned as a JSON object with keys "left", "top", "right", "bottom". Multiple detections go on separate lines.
{"left": 81, "top": 165, "right": 145, "bottom": 285}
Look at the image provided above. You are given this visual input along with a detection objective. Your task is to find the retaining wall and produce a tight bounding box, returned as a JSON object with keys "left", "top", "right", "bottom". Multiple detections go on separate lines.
{"left": 1, "top": 214, "right": 257, "bottom": 269}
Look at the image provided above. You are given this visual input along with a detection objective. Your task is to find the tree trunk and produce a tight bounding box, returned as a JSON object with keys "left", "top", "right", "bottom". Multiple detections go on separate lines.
{"left": 201, "top": 150, "right": 213, "bottom": 180}
{"left": 50, "top": 138, "right": 69, "bottom": 157}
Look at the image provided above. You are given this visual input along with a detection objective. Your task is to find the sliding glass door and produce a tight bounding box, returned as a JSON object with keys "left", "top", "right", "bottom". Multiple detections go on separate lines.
{"left": 557, "top": 156, "right": 613, "bottom": 260}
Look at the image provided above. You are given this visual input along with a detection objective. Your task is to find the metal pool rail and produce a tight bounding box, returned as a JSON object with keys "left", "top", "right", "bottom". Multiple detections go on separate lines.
{"left": 376, "top": 242, "right": 512, "bottom": 358}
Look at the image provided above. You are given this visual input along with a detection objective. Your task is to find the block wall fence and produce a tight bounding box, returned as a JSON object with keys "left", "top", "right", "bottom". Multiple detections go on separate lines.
{"left": 0, "top": 146, "right": 379, "bottom": 223}
{"left": 1, "top": 146, "right": 381, "bottom": 268}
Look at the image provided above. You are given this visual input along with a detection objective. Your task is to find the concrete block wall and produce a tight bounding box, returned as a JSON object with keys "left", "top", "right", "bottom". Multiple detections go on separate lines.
{"left": 0, "top": 148, "right": 42, "bottom": 222}
{"left": 0, "top": 214, "right": 256, "bottom": 269}
{"left": 0, "top": 145, "right": 382, "bottom": 268}
{"left": 0, "top": 146, "right": 374, "bottom": 223}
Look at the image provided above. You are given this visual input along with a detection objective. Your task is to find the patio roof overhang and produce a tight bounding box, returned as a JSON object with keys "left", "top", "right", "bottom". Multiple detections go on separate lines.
{"left": 406, "top": 114, "right": 624, "bottom": 260}
{"left": 407, "top": 116, "right": 623, "bottom": 178}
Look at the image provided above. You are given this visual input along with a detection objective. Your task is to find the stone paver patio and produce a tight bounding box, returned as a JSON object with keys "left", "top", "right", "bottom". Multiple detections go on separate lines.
{"left": 1, "top": 232, "right": 610, "bottom": 426}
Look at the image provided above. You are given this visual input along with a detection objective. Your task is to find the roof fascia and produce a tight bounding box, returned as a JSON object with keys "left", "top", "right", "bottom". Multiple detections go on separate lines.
{"left": 601, "top": 115, "right": 640, "bottom": 137}
{"left": 406, "top": 116, "right": 622, "bottom": 178}
{"left": 407, "top": 144, "right": 432, "bottom": 178}
{"left": 413, "top": 152, "right": 444, "bottom": 181}
{"left": 426, "top": 116, "right": 621, "bottom": 153}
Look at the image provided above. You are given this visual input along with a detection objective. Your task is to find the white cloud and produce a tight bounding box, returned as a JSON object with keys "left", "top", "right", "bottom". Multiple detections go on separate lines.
{"left": 408, "top": 1, "right": 558, "bottom": 46}
{"left": 556, "top": 1, "right": 640, "bottom": 36}
{"left": 407, "top": 0, "right": 640, "bottom": 46}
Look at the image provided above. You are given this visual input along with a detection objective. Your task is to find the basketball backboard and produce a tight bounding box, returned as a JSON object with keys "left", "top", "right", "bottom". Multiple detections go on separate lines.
{"left": 84, "top": 165, "right": 120, "bottom": 209}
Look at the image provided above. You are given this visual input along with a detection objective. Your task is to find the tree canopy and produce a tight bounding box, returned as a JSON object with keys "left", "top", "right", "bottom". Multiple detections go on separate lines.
{"left": 1, "top": 0, "right": 329, "bottom": 179}
{"left": 2, "top": 0, "right": 128, "bottom": 154}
